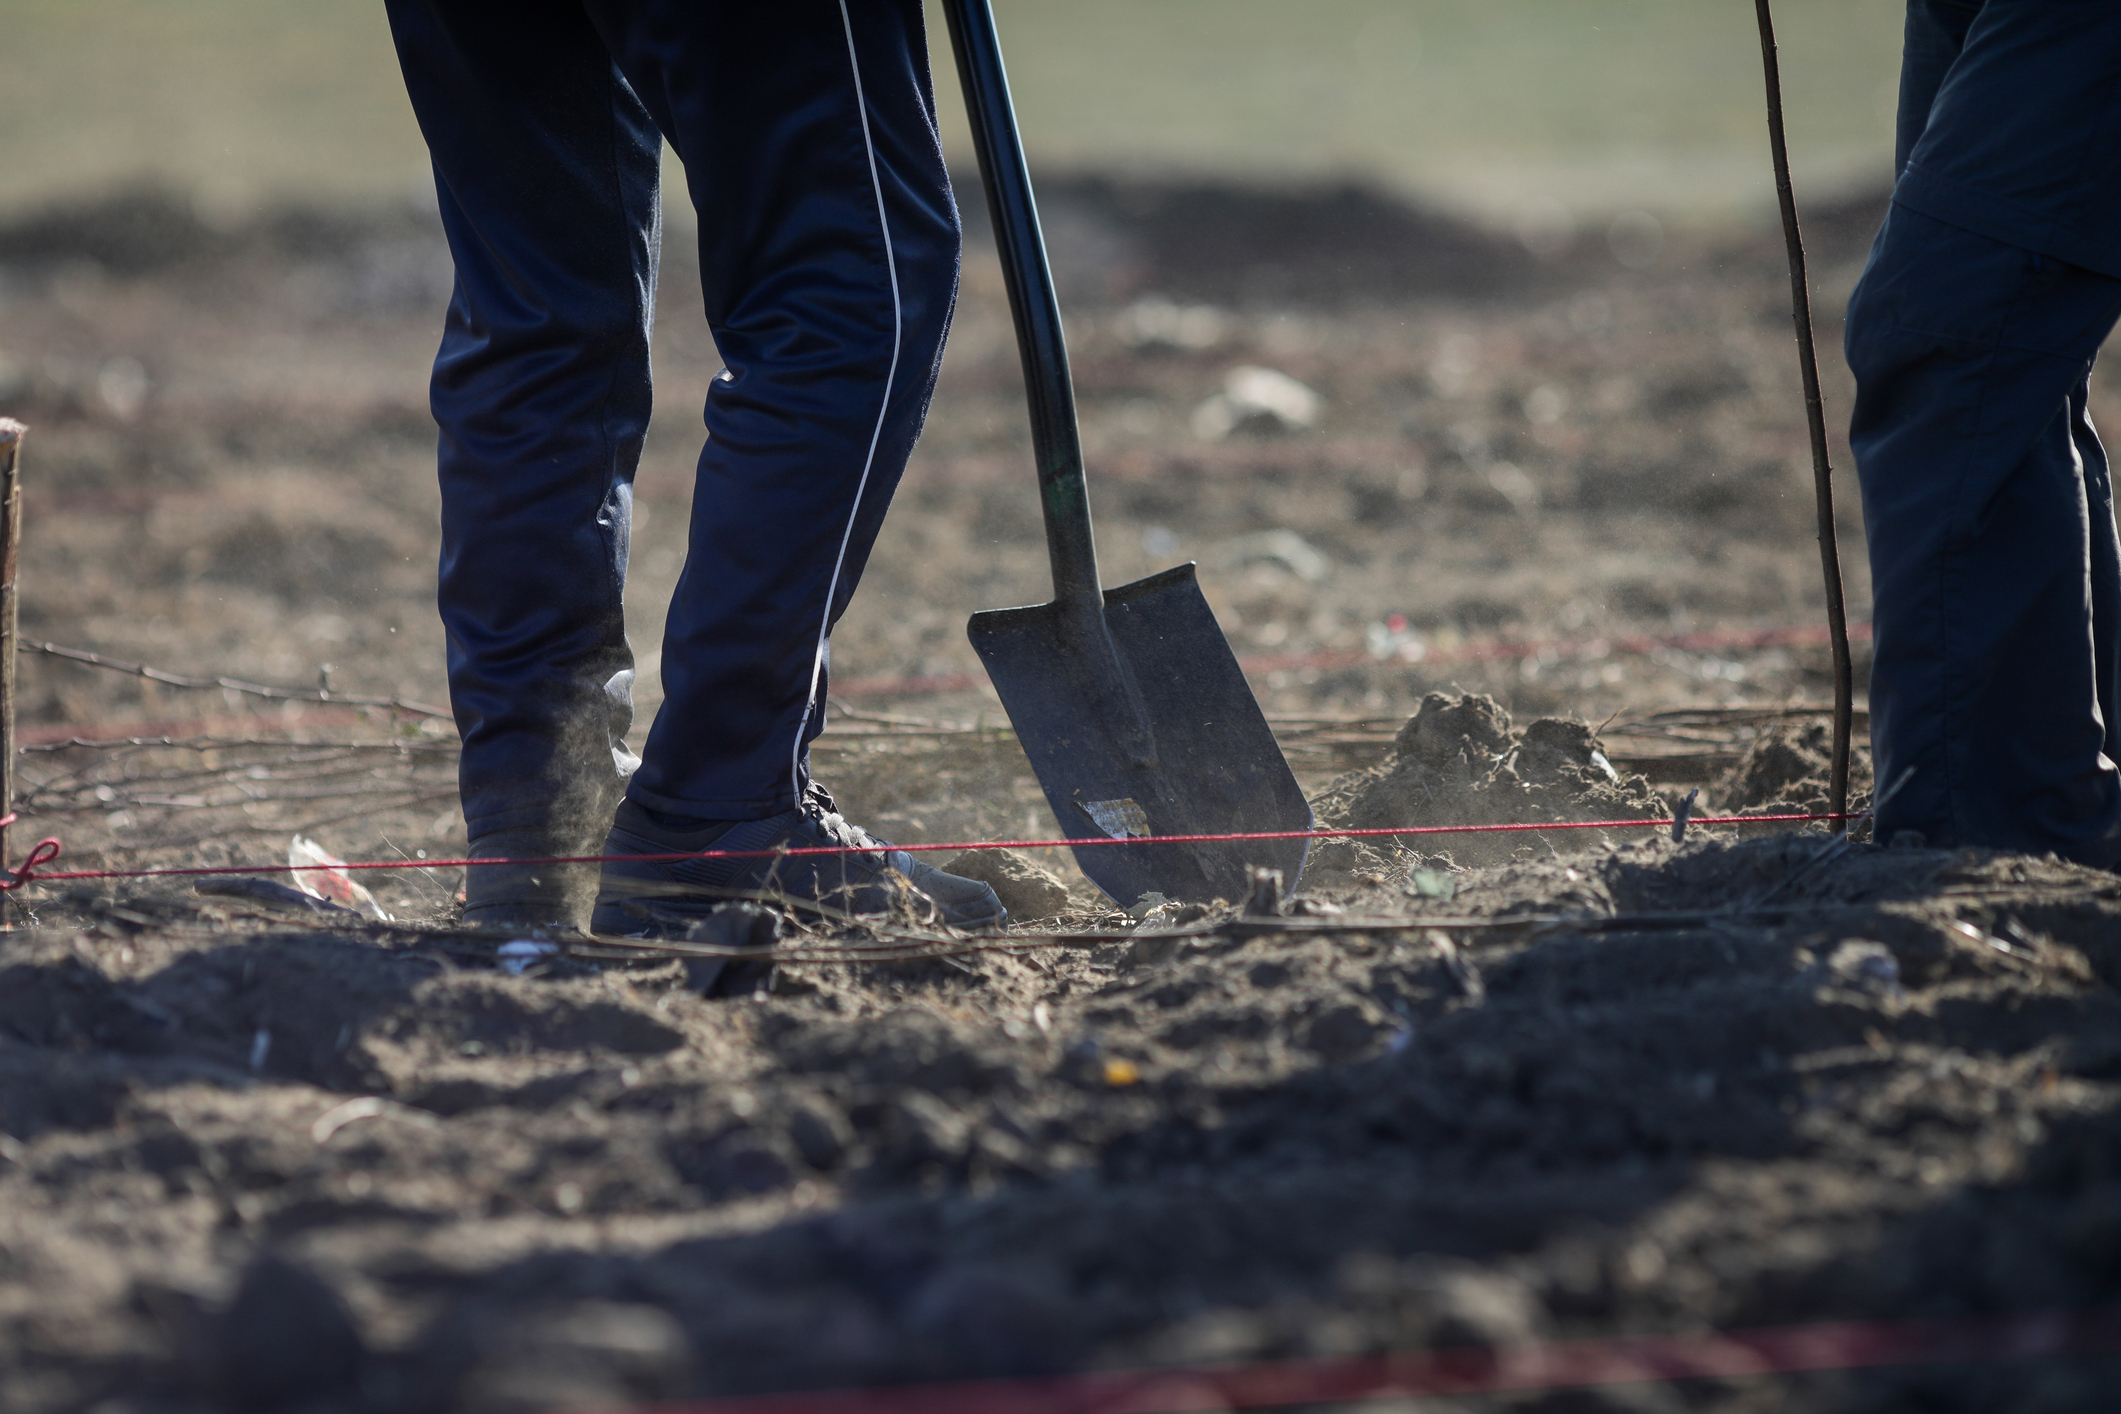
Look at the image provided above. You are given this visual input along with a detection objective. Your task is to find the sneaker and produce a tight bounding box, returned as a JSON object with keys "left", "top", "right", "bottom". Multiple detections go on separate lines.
{"left": 590, "top": 784, "right": 1006, "bottom": 935}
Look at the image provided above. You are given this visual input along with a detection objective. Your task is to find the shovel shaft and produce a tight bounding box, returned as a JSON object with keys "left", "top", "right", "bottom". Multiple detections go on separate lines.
{"left": 939, "top": 0, "right": 1102, "bottom": 610}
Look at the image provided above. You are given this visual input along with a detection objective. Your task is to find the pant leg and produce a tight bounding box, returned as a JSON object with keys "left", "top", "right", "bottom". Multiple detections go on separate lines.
{"left": 1847, "top": 206, "right": 2121, "bottom": 863}
{"left": 384, "top": 0, "right": 661, "bottom": 845}
{"left": 581, "top": 0, "right": 961, "bottom": 819}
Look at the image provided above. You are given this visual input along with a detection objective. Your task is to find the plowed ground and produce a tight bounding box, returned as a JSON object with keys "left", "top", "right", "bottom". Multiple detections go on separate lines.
{"left": 1, "top": 181, "right": 2118, "bottom": 1412}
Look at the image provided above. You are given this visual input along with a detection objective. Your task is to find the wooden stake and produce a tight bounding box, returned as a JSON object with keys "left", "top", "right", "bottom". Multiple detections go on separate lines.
{"left": 1754, "top": 0, "right": 1855, "bottom": 833}
{"left": 0, "top": 419, "right": 22, "bottom": 873}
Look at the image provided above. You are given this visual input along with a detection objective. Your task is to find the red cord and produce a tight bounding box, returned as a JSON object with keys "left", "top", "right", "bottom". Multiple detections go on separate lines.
{"left": 0, "top": 813, "right": 1836, "bottom": 888}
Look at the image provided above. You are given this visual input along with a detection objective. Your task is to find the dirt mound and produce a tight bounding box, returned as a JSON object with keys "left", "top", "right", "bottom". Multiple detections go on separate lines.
{"left": 1715, "top": 719, "right": 1875, "bottom": 817}
{"left": 1311, "top": 692, "right": 1668, "bottom": 867}
{"left": 938, "top": 848, "right": 1070, "bottom": 922}
{"left": 1011, "top": 173, "right": 1552, "bottom": 304}
{"left": 0, "top": 184, "right": 443, "bottom": 276}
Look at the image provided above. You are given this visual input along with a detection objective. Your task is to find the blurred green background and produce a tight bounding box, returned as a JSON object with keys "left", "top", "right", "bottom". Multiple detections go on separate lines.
{"left": 0, "top": 0, "right": 1905, "bottom": 226}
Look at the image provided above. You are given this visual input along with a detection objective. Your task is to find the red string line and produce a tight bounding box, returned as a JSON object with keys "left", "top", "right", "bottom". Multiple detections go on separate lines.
{"left": 0, "top": 813, "right": 1836, "bottom": 890}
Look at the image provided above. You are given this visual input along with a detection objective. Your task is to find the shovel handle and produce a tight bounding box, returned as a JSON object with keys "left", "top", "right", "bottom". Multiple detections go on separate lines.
{"left": 940, "top": 0, "right": 1102, "bottom": 610}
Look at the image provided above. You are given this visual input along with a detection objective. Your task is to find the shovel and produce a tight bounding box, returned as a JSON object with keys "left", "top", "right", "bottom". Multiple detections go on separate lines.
{"left": 940, "top": 0, "right": 1313, "bottom": 907}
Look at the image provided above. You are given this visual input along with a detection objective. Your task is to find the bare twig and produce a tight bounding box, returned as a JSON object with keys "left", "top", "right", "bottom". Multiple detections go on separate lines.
{"left": 18, "top": 637, "right": 451, "bottom": 719}
{"left": 23, "top": 735, "right": 455, "bottom": 754}
{"left": 1754, "top": 0, "right": 1856, "bottom": 832}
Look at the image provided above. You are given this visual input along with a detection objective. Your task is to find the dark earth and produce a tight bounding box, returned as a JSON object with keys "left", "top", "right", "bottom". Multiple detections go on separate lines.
{"left": 0, "top": 172, "right": 2118, "bottom": 1412}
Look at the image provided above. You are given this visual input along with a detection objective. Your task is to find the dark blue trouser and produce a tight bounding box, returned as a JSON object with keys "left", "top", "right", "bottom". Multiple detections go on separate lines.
{"left": 1846, "top": 0, "right": 2121, "bottom": 864}
{"left": 384, "top": 0, "right": 960, "bottom": 842}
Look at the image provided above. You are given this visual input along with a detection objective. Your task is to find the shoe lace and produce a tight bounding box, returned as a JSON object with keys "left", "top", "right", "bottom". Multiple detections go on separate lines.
{"left": 801, "top": 783, "right": 940, "bottom": 925}
{"left": 800, "top": 782, "right": 885, "bottom": 855}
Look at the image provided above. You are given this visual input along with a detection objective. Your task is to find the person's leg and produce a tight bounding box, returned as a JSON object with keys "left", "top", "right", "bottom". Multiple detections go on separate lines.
{"left": 1847, "top": 208, "right": 2121, "bottom": 862}
{"left": 567, "top": 0, "right": 1000, "bottom": 931}
{"left": 385, "top": 0, "right": 661, "bottom": 927}
{"left": 581, "top": 0, "right": 961, "bottom": 818}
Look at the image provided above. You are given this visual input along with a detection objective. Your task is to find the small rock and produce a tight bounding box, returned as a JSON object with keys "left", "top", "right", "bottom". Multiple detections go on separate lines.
{"left": 940, "top": 848, "right": 1069, "bottom": 921}
{"left": 1406, "top": 1263, "right": 1541, "bottom": 1349}
{"left": 1114, "top": 295, "right": 1229, "bottom": 352}
{"left": 788, "top": 1101, "right": 854, "bottom": 1171}
{"left": 1816, "top": 939, "right": 1904, "bottom": 999}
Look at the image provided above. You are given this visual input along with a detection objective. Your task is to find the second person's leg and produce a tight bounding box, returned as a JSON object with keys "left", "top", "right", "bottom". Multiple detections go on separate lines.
{"left": 1848, "top": 209, "right": 2121, "bottom": 862}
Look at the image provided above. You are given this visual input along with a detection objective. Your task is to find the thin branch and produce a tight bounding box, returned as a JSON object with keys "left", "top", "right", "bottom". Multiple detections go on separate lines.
{"left": 1754, "top": 0, "right": 1856, "bottom": 832}
{"left": 23, "top": 734, "right": 455, "bottom": 754}
{"left": 19, "top": 637, "right": 451, "bottom": 719}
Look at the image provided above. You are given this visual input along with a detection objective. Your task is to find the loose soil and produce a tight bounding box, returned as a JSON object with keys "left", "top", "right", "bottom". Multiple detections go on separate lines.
{"left": 0, "top": 179, "right": 2118, "bottom": 1412}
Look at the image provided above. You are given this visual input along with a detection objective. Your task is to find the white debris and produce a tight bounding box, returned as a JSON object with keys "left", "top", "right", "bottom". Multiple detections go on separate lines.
{"left": 1126, "top": 891, "right": 1175, "bottom": 921}
{"left": 288, "top": 835, "right": 390, "bottom": 921}
{"left": 1081, "top": 799, "right": 1152, "bottom": 840}
{"left": 97, "top": 356, "right": 150, "bottom": 421}
{"left": 1191, "top": 365, "right": 1322, "bottom": 440}
{"left": 1115, "top": 295, "right": 1229, "bottom": 352}
{"left": 1133, "top": 901, "right": 1184, "bottom": 933}
{"left": 1806, "top": 940, "right": 1904, "bottom": 1000}
{"left": 1523, "top": 383, "right": 1568, "bottom": 426}
{"left": 1482, "top": 462, "right": 1541, "bottom": 514}
{"left": 498, "top": 939, "right": 560, "bottom": 976}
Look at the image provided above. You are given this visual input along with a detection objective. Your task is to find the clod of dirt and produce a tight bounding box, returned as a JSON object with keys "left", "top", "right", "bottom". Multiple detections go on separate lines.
{"left": 1715, "top": 719, "right": 1874, "bottom": 816}
{"left": 1311, "top": 692, "right": 1666, "bottom": 866}
{"left": 203, "top": 1256, "right": 365, "bottom": 1411}
{"left": 940, "top": 848, "right": 1070, "bottom": 921}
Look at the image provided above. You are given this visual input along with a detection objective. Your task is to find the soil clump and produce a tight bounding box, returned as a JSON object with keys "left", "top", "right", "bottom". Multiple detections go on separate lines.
{"left": 1715, "top": 719, "right": 1877, "bottom": 819}
{"left": 939, "top": 848, "right": 1071, "bottom": 922}
{"left": 1311, "top": 692, "right": 1667, "bottom": 867}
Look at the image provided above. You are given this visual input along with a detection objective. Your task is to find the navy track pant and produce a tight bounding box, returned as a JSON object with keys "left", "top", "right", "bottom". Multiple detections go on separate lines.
{"left": 1847, "top": 0, "right": 2121, "bottom": 864}
{"left": 384, "top": 0, "right": 960, "bottom": 842}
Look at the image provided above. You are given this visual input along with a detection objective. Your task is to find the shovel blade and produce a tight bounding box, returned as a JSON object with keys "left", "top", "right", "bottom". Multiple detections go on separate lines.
{"left": 969, "top": 563, "right": 1312, "bottom": 906}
